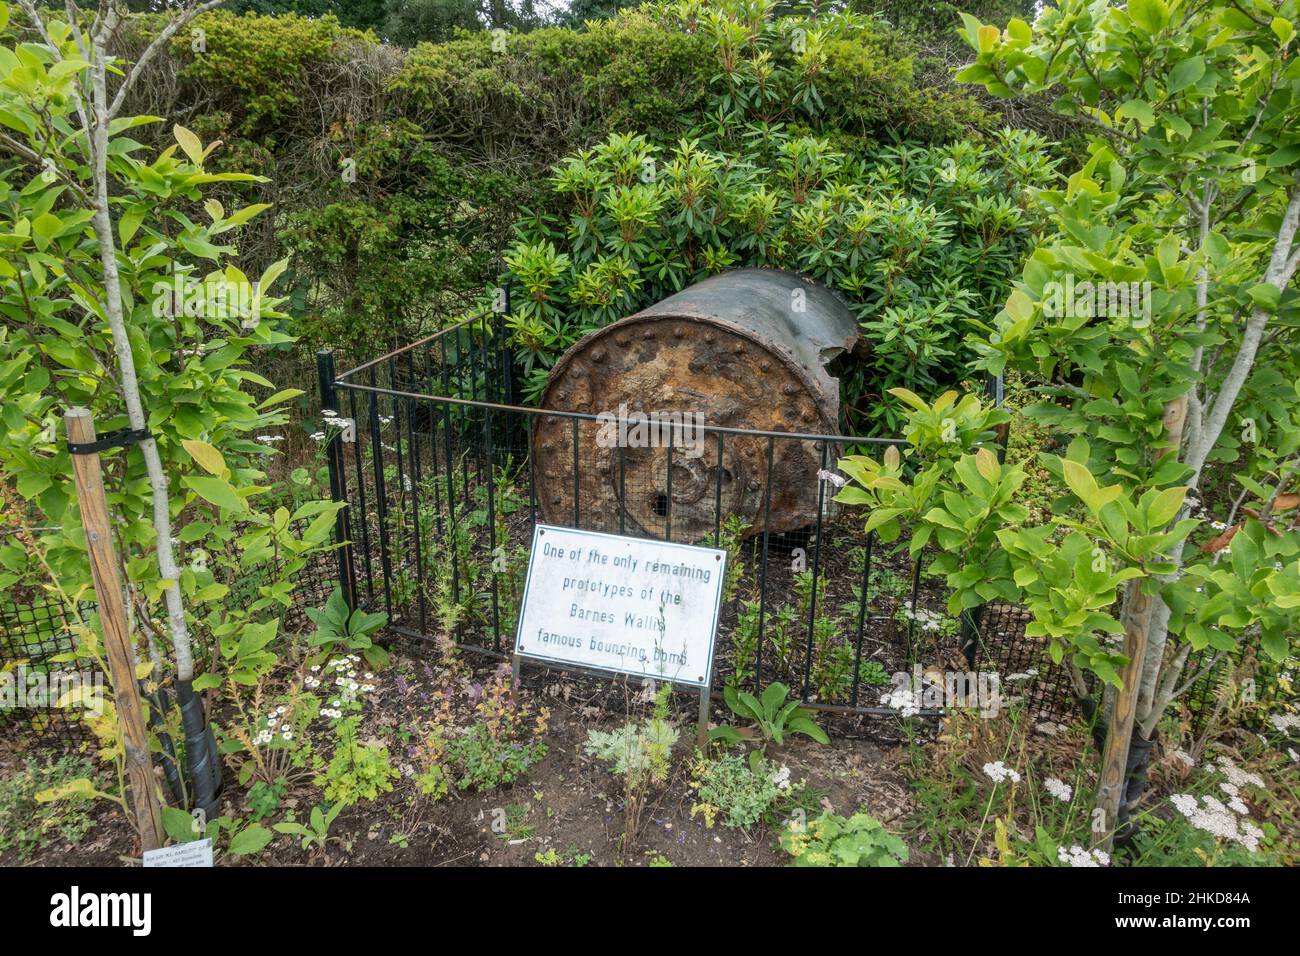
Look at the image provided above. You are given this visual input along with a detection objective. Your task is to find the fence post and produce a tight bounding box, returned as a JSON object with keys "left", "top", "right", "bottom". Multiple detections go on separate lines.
{"left": 318, "top": 350, "right": 357, "bottom": 609}
{"left": 65, "top": 408, "right": 165, "bottom": 852}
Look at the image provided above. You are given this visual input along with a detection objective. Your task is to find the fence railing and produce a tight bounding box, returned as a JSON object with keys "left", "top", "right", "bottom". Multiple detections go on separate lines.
{"left": 320, "top": 308, "right": 1073, "bottom": 719}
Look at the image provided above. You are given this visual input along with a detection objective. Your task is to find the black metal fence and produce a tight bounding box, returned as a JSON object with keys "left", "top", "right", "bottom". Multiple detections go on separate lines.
{"left": 319, "top": 308, "right": 1073, "bottom": 720}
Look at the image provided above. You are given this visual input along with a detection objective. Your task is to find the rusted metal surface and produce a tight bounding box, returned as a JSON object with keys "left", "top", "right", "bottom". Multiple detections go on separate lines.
{"left": 534, "top": 268, "right": 860, "bottom": 542}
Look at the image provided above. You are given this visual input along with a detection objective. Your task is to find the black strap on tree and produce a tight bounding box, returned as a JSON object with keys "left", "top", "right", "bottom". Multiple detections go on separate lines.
{"left": 66, "top": 427, "right": 151, "bottom": 456}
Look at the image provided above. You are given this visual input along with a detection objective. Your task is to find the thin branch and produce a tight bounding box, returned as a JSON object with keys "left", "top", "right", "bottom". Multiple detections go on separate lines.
{"left": 106, "top": 0, "right": 225, "bottom": 122}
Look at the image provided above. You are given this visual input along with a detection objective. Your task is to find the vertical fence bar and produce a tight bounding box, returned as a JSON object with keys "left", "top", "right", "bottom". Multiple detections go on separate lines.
{"left": 403, "top": 349, "right": 428, "bottom": 636}
{"left": 850, "top": 532, "right": 875, "bottom": 708}
{"left": 367, "top": 367, "right": 395, "bottom": 622}
{"left": 713, "top": 432, "right": 724, "bottom": 542}
{"left": 801, "top": 442, "right": 829, "bottom": 702}
{"left": 502, "top": 280, "right": 515, "bottom": 407}
{"left": 347, "top": 388, "right": 375, "bottom": 607}
{"left": 527, "top": 416, "right": 539, "bottom": 532}
{"left": 665, "top": 428, "right": 674, "bottom": 542}
{"left": 439, "top": 338, "right": 462, "bottom": 614}
{"left": 317, "top": 350, "right": 357, "bottom": 608}
{"left": 755, "top": 436, "right": 776, "bottom": 688}
{"left": 906, "top": 556, "right": 922, "bottom": 663}
{"left": 571, "top": 417, "right": 581, "bottom": 527}
{"left": 424, "top": 342, "right": 444, "bottom": 539}
{"left": 618, "top": 441, "right": 626, "bottom": 535}
{"left": 484, "top": 406, "right": 501, "bottom": 651}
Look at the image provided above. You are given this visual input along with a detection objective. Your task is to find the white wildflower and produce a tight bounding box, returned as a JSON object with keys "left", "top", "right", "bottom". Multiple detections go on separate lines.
{"left": 982, "top": 761, "right": 1021, "bottom": 784}
{"left": 1057, "top": 845, "right": 1109, "bottom": 867}
{"left": 1043, "top": 777, "right": 1072, "bottom": 803}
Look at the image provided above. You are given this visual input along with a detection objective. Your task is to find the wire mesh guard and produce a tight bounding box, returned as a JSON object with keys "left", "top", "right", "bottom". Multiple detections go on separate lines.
{"left": 0, "top": 541, "right": 334, "bottom": 755}
{"left": 0, "top": 597, "right": 89, "bottom": 748}
{"left": 324, "top": 311, "right": 1096, "bottom": 722}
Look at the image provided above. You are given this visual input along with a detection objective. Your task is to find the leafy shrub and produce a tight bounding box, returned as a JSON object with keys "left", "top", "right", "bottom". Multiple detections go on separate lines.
{"left": 306, "top": 587, "right": 390, "bottom": 668}
{"left": 317, "top": 717, "right": 400, "bottom": 805}
{"left": 711, "top": 681, "right": 829, "bottom": 749}
{"left": 780, "top": 808, "right": 909, "bottom": 867}
{"left": 0, "top": 756, "right": 96, "bottom": 860}
{"left": 506, "top": 122, "right": 1054, "bottom": 432}
{"left": 413, "top": 665, "right": 550, "bottom": 796}
{"left": 691, "top": 750, "right": 795, "bottom": 829}
{"left": 585, "top": 710, "right": 680, "bottom": 783}
{"left": 105, "top": 3, "right": 1003, "bottom": 383}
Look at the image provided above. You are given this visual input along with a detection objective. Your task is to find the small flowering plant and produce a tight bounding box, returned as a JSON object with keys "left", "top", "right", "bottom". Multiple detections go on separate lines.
{"left": 407, "top": 664, "right": 550, "bottom": 800}
{"left": 221, "top": 676, "right": 323, "bottom": 788}
{"left": 221, "top": 653, "right": 378, "bottom": 790}
{"left": 1162, "top": 757, "right": 1270, "bottom": 857}
{"left": 689, "top": 750, "right": 805, "bottom": 830}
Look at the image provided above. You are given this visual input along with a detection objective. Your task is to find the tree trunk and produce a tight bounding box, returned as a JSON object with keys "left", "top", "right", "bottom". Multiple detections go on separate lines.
{"left": 87, "top": 4, "right": 218, "bottom": 815}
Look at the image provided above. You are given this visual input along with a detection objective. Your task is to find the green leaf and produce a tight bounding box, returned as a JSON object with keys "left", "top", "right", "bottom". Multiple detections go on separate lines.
{"left": 1128, "top": 0, "right": 1168, "bottom": 34}
{"left": 182, "top": 439, "right": 227, "bottom": 477}
{"left": 1246, "top": 283, "right": 1281, "bottom": 312}
{"left": 1146, "top": 486, "right": 1187, "bottom": 528}
{"left": 228, "top": 824, "right": 273, "bottom": 856}
{"left": 183, "top": 475, "right": 247, "bottom": 513}
{"left": 1115, "top": 100, "right": 1154, "bottom": 127}
{"left": 174, "top": 124, "right": 206, "bottom": 166}
{"left": 1167, "top": 56, "right": 1205, "bottom": 94}
{"left": 162, "top": 806, "right": 199, "bottom": 844}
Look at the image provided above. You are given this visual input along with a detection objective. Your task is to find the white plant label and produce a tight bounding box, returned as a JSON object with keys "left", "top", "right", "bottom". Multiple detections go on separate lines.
{"left": 514, "top": 525, "right": 726, "bottom": 687}
{"left": 142, "top": 839, "right": 213, "bottom": 868}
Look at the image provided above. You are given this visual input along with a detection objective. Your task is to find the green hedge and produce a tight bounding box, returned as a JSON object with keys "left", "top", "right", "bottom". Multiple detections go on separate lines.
{"left": 113, "top": 3, "right": 999, "bottom": 368}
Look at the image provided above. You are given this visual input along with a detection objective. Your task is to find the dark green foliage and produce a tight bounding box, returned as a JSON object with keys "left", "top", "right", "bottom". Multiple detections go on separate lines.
{"left": 506, "top": 125, "right": 1056, "bottom": 432}
{"left": 111, "top": 2, "right": 1011, "bottom": 386}
{"left": 227, "top": 0, "right": 389, "bottom": 32}
{"left": 383, "top": 0, "right": 483, "bottom": 44}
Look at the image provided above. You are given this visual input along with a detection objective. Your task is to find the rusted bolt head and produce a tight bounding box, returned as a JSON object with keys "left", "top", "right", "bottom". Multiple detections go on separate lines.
{"left": 731, "top": 343, "right": 744, "bottom": 354}
{"left": 747, "top": 480, "right": 760, "bottom": 491}
{"left": 782, "top": 383, "right": 798, "bottom": 396}
{"left": 759, "top": 361, "right": 771, "bottom": 372}
{"left": 673, "top": 326, "right": 687, "bottom": 338}
{"left": 590, "top": 349, "right": 606, "bottom": 363}
{"left": 642, "top": 329, "right": 656, "bottom": 339}
{"left": 704, "top": 333, "right": 716, "bottom": 344}
{"left": 615, "top": 335, "right": 629, "bottom": 347}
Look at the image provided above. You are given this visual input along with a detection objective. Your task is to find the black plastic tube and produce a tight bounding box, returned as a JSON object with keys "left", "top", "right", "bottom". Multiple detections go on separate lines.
{"left": 176, "top": 678, "right": 220, "bottom": 818}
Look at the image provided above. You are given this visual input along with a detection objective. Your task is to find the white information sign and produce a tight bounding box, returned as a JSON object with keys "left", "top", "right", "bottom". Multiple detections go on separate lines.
{"left": 142, "top": 838, "right": 214, "bottom": 868}
{"left": 514, "top": 525, "right": 726, "bottom": 687}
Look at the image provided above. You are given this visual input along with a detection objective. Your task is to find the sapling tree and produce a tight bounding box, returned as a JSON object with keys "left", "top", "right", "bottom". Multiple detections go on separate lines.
{"left": 838, "top": 0, "right": 1300, "bottom": 849}
{"left": 0, "top": 0, "right": 339, "bottom": 815}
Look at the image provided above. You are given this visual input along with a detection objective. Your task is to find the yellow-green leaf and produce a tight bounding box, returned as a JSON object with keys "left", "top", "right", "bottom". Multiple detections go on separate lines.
{"left": 173, "top": 124, "right": 205, "bottom": 166}
{"left": 182, "top": 439, "right": 227, "bottom": 477}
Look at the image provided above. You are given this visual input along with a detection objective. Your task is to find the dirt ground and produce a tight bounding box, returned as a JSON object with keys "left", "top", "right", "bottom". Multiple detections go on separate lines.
{"left": 0, "top": 646, "right": 923, "bottom": 868}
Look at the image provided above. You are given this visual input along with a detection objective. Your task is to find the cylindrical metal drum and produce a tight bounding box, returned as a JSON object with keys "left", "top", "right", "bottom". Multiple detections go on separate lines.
{"left": 532, "top": 268, "right": 859, "bottom": 541}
